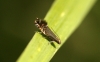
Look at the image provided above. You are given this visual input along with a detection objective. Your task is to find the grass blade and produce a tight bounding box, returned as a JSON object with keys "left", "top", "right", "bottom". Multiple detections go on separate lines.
{"left": 17, "top": 0, "right": 96, "bottom": 62}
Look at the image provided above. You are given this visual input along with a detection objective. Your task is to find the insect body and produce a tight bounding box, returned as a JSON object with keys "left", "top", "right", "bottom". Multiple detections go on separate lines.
{"left": 34, "top": 18, "right": 61, "bottom": 44}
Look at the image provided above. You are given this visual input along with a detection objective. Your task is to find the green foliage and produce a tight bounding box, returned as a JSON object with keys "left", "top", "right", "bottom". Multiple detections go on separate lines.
{"left": 17, "top": 0, "right": 96, "bottom": 62}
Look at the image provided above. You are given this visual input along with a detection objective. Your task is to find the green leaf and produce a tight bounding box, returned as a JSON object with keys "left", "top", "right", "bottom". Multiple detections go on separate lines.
{"left": 17, "top": 0, "right": 96, "bottom": 62}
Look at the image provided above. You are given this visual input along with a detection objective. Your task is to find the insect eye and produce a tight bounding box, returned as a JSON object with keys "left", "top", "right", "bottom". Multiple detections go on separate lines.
{"left": 35, "top": 20, "right": 41, "bottom": 24}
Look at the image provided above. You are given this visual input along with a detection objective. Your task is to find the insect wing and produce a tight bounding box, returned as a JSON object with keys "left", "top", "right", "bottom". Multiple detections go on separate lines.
{"left": 45, "top": 26, "right": 61, "bottom": 44}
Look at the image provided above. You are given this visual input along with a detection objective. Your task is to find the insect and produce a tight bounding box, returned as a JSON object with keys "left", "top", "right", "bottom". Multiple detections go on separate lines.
{"left": 34, "top": 18, "right": 61, "bottom": 44}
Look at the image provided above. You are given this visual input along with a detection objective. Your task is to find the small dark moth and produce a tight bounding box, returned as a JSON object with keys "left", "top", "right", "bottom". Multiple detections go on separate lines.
{"left": 34, "top": 18, "right": 61, "bottom": 44}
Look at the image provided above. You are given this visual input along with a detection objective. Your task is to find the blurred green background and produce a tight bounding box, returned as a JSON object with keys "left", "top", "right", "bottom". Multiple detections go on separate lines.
{"left": 0, "top": 0, "right": 100, "bottom": 62}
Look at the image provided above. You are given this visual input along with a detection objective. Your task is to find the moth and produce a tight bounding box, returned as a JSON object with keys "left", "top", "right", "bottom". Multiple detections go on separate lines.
{"left": 34, "top": 18, "right": 61, "bottom": 44}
